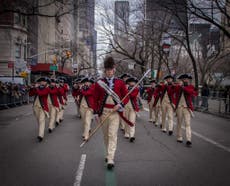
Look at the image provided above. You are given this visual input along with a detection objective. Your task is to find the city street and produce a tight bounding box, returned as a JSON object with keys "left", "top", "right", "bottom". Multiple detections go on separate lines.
{"left": 1, "top": 100, "right": 230, "bottom": 186}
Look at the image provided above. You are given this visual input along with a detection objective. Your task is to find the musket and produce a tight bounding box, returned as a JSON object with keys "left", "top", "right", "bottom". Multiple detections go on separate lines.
{"left": 79, "top": 69, "right": 151, "bottom": 148}
{"left": 97, "top": 80, "right": 121, "bottom": 103}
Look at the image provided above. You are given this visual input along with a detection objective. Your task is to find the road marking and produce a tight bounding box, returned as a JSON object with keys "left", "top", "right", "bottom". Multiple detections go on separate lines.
{"left": 104, "top": 148, "right": 117, "bottom": 186}
{"left": 106, "top": 168, "right": 117, "bottom": 186}
{"left": 191, "top": 129, "right": 230, "bottom": 153}
{"left": 143, "top": 107, "right": 230, "bottom": 153}
{"left": 73, "top": 154, "right": 87, "bottom": 186}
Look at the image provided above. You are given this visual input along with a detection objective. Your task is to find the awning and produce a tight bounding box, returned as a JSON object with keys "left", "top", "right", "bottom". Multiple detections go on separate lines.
{"left": 31, "top": 63, "right": 73, "bottom": 76}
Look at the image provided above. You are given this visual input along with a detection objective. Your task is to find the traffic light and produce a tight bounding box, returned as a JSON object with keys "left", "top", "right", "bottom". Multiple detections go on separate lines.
{"left": 53, "top": 56, "right": 57, "bottom": 64}
{"left": 66, "top": 51, "right": 71, "bottom": 58}
{"left": 20, "top": 71, "right": 28, "bottom": 78}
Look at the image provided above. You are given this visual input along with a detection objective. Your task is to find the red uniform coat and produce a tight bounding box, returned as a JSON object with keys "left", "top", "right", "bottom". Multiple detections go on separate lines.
{"left": 72, "top": 87, "right": 81, "bottom": 97}
{"left": 80, "top": 84, "right": 95, "bottom": 110}
{"left": 94, "top": 77, "right": 129, "bottom": 115}
{"left": 49, "top": 86, "right": 60, "bottom": 108}
{"left": 174, "top": 84, "right": 198, "bottom": 111}
{"left": 153, "top": 86, "right": 162, "bottom": 107}
{"left": 128, "top": 86, "right": 140, "bottom": 112}
{"left": 62, "top": 83, "right": 69, "bottom": 101}
{"left": 57, "top": 86, "right": 65, "bottom": 105}
{"left": 159, "top": 84, "right": 176, "bottom": 105}
{"left": 29, "top": 87, "right": 49, "bottom": 112}
{"left": 146, "top": 87, "right": 155, "bottom": 103}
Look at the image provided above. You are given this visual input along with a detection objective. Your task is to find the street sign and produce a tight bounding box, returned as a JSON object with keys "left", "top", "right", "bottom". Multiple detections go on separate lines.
{"left": 50, "top": 65, "right": 58, "bottom": 71}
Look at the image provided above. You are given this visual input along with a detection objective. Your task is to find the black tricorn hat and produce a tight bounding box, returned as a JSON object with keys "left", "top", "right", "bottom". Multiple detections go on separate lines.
{"left": 36, "top": 77, "right": 48, "bottom": 83}
{"left": 81, "top": 77, "right": 94, "bottom": 83}
{"left": 104, "top": 56, "right": 115, "bottom": 69}
{"left": 50, "top": 78, "right": 56, "bottom": 83}
{"left": 150, "top": 79, "right": 156, "bottom": 83}
{"left": 178, "top": 74, "right": 191, "bottom": 79}
{"left": 163, "top": 74, "right": 174, "bottom": 80}
{"left": 120, "top": 73, "right": 131, "bottom": 79}
{"left": 73, "top": 78, "right": 81, "bottom": 84}
{"left": 126, "top": 77, "right": 138, "bottom": 84}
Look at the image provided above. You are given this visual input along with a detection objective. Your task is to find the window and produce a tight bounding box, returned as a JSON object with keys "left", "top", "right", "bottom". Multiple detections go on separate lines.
{"left": 21, "top": 15, "right": 27, "bottom": 27}
{"left": 14, "top": 13, "right": 20, "bottom": 25}
{"left": 15, "top": 44, "right": 21, "bottom": 58}
{"left": 24, "top": 45, "right": 27, "bottom": 60}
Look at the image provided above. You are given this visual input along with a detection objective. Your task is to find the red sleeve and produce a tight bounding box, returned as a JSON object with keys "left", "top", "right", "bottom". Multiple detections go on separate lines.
{"left": 184, "top": 85, "right": 198, "bottom": 97}
{"left": 58, "top": 87, "right": 65, "bottom": 96}
{"left": 29, "top": 88, "right": 37, "bottom": 96}
{"left": 129, "top": 87, "right": 139, "bottom": 98}
{"left": 94, "top": 81, "right": 104, "bottom": 113}
{"left": 119, "top": 80, "right": 129, "bottom": 105}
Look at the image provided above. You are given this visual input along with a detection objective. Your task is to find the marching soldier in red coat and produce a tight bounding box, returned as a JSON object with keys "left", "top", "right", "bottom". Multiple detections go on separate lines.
{"left": 125, "top": 77, "right": 140, "bottom": 142}
{"left": 56, "top": 80, "right": 65, "bottom": 125}
{"left": 146, "top": 79, "right": 156, "bottom": 123}
{"left": 57, "top": 78, "right": 69, "bottom": 123}
{"left": 29, "top": 77, "right": 50, "bottom": 142}
{"left": 160, "top": 75, "right": 175, "bottom": 135}
{"left": 153, "top": 82, "right": 164, "bottom": 127}
{"left": 72, "top": 78, "right": 82, "bottom": 118}
{"left": 79, "top": 77, "right": 95, "bottom": 141}
{"left": 119, "top": 73, "right": 131, "bottom": 132}
{"left": 48, "top": 78, "right": 60, "bottom": 133}
{"left": 94, "top": 56, "right": 129, "bottom": 170}
{"left": 174, "top": 74, "right": 198, "bottom": 147}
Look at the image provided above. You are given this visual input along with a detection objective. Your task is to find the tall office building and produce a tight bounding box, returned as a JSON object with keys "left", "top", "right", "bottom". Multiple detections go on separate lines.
{"left": 114, "top": 1, "right": 129, "bottom": 36}
{"left": 74, "top": 0, "right": 96, "bottom": 75}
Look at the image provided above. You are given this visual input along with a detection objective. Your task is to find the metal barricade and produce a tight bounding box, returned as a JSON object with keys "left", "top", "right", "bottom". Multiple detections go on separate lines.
{"left": 0, "top": 92, "right": 31, "bottom": 109}
{"left": 195, "top": 96, "right": 230, "bottom": 115}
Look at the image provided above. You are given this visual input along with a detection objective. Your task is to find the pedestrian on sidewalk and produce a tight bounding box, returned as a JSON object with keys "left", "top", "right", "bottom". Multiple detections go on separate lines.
{"left": 201, "top": 83, "right": 210, "bottom": 111}
{"left": 223, "top": 86, "right": 230, "bottom": 113}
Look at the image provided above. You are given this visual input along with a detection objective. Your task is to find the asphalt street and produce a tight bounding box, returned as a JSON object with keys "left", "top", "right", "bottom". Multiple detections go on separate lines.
{"left": 0, "top": 100, "right": 230, "bottom": 186}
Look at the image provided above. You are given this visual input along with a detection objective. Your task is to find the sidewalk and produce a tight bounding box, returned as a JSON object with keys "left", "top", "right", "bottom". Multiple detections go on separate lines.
{"left": 141, "top": 99, "right": 230, "bottom": 119}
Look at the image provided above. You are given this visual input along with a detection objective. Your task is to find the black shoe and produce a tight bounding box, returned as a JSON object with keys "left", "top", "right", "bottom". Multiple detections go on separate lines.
{"left": 89, "top": 129, "right": 91, "bottom": 133}
{"left": 105, "top": 158, "right": 108, "bottom": 163}
{"left": 48, "top": 128, "right": 52, "bottom": 133}
{"left": 186, "top": 141, "right": 192, "bottom": 147}
{"left": 124, "top": 136, "right": 129, "bottom": 139}
{"left": 130, "top": 137, "right": 135, "bottom": 143}
{"left": 177, "top": 139, "right": 183, "bottom": 143}
{"left": 162, "top": 130, "right": 166, "bottom": 133}
{"left": 160, "top": 124, "right": 162, "bottom": 128}
{"left": 55, "top": 121, "right": 59, "bottom": 126}
{"left": 60, "top": 119, "right": 63, "bottom": 123}
{"left": 107, "top": 163, "right": 114, "bottom": 170}
{"left": 153, "top": 121, "right": 156, "bottom": 124}
{"left": 37, "top": 136, "right": 43, "bottom": 142}
{"left": 168, "top": 131, "right": 173, "bottom": 136}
